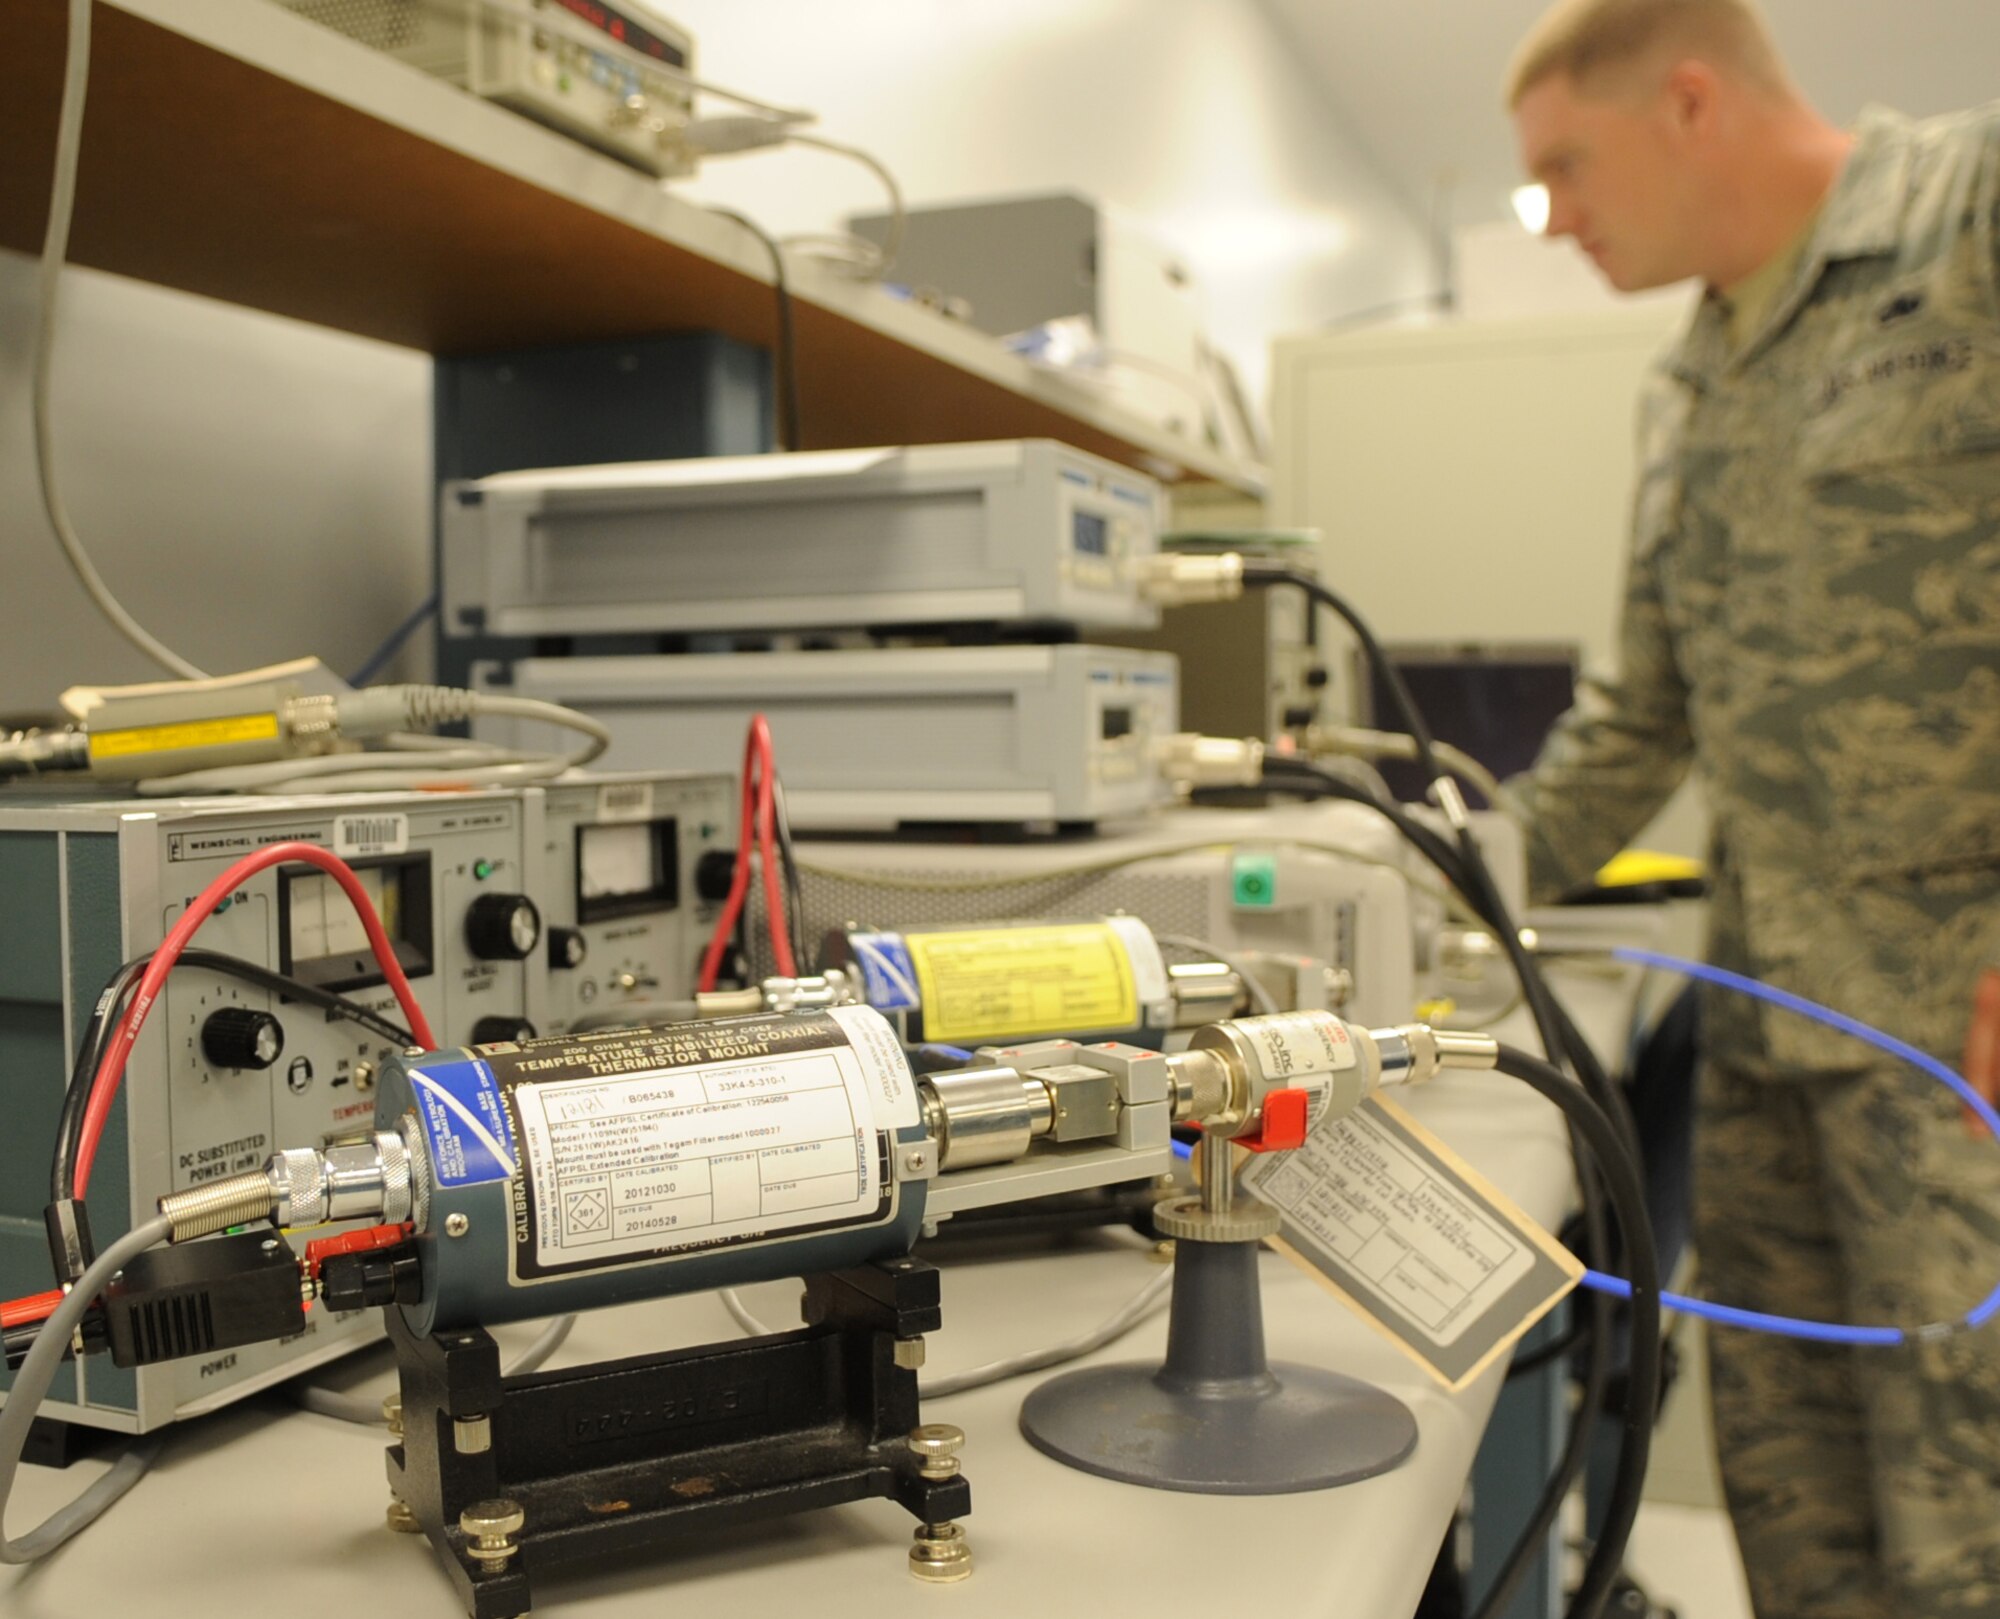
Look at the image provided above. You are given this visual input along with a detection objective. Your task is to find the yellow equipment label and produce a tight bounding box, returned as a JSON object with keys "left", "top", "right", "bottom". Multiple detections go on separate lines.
{"left": 906, "top": 923, "right": 1139, "bottom": 1044}
{"left": 88, "top": 711, "right": 281, "bottom": 762}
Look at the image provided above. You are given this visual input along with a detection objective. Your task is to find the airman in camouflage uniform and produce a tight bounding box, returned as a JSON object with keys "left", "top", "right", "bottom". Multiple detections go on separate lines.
{"left": 1505, "top": 4, "right": 2000, "bottom": 1612}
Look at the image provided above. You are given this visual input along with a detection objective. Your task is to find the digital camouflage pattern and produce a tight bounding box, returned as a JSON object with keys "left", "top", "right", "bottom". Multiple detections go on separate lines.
{"left": 1695, "top": 1060, "right": 2000, "bottom": 1617}
{"left": 1513, "top": 106, "right": 2000, "bottom": 1616}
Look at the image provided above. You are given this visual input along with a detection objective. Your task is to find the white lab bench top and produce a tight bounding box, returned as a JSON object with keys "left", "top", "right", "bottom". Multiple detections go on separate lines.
{"left": 1, "top": 959, "right": 1646, "bottom": 1619}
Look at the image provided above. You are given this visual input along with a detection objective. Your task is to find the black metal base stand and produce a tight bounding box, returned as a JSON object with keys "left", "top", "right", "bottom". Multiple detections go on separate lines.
{"left": 384, "top": 1257, "right": 970, "bottom": 1619}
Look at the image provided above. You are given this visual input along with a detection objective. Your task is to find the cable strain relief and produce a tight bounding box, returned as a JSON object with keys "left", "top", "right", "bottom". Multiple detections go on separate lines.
{"left": 158, "top": 1174, "right": 279, "bottom": 1244}
{"left": 44, "top": 1198, "right": 96, "bottom": 1285}
{"left": 340, "top": 684, "right": 478, "bottom": 737}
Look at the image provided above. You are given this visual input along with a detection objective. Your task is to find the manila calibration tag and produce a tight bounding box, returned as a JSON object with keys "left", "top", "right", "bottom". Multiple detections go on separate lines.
{"left": 1237, "top": 1096, "right": 1582, "bottom": 1391}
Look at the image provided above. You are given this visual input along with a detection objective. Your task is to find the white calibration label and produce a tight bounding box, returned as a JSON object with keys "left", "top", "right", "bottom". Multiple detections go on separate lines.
{"left": 333, "top": 813, "right": 409, "bottom": 858}
{"left": 596, "top": 781, "right": 655, "bottom": 823}
{"left": 511, "top": 1030, "right": 907, "bottom": 1271}
{"left": 1241, "top": 1096, "right": 1580, "bottom": 1390}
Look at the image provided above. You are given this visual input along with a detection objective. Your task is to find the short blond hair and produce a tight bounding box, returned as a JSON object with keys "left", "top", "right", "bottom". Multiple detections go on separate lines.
{"left": 1506, "top": 0, "right": 1788, "bottom": 107}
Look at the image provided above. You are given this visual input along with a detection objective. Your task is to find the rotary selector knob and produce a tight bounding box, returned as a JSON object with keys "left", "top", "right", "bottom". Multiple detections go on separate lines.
{"left": 466, "top": 893, "right": 542, "bottom": 961}
{"left": 549, "top": 927, "right": 588, "bottom": 970}
{"left": 470, "top": 1016, "right": 537, "bottom": 1047}
{"left": 202, "top": 1007, "right": 285, "bottom": 1071}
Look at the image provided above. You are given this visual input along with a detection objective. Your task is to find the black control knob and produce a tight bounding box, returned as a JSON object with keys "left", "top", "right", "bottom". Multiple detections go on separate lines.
{"left": 466, "top": 893, "right": 542, "bottom": 961}
{"left": 549, "top": 927, "right": 589, "bottom": 970}
{"left": 694, "top": 850, "right": 739, "bottom": 903}
{"left": 202, "top": 1007, "right": 284, "bottom": 1071}
{"left": 470, "top": 1016, "right": 537, "bottom": 1047}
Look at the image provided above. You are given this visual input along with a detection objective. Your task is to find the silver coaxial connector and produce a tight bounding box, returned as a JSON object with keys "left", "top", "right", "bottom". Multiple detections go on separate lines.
{"left": 265, "top": 1132, "right": 411, "bottom": 1227}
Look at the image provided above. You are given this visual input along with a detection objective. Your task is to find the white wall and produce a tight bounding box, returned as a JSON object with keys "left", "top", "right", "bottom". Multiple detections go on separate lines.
{"left": 1270, "top": 303, "right": 1713, "bottom": 856}
{"left": 666, "top": 0, "right": 1438, "bottom": 407}
{"left": 0, "top": 253, "right": 433, "bottom": 712}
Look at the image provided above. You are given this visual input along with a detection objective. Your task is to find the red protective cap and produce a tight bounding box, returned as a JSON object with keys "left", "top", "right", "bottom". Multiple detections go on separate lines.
{"left": 1235, "top": 1087, "right": 1311, "bottom": 1154}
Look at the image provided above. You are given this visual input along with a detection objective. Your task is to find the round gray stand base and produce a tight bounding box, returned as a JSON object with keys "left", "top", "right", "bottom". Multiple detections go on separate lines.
{"left": 1017, "top": 1237, "right": 1418, "bottom": 1494}
{"left": 1018, "top": 1358, "right": 1418, "bottom": 1494}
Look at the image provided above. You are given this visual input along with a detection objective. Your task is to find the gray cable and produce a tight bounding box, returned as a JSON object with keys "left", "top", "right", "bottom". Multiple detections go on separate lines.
{"left": 290, "top": 1313, "right": 580, "bottom": 1426}
{"left": 717, "top": 1267, "right": 1174, "bottom": 1399}
{"left": 0, "top": 1215, "right": 175, "bottom": 1562}
{"left": 290, "top": 1382, "right": 383, "bottom": 1426}
{"left": 922, "top": 1268, "right": 1173, "bottom": 1398}
{"left": 503, "top": 1313, "right": 576, "bottom": 1376}
{"left": 783, "top": 133, "right": 904, "bottom": 278}
{"left": 718, "top": 1286, "right": 769, "bottom": 1338}
{"left": 1151, "top": 932, "right": 1284, "bottom": 1017}
{"left": 33, "top": 0, "right": 207, "bottom": 682}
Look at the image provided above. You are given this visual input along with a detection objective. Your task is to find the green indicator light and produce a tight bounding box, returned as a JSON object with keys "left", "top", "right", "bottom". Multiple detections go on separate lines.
{"left": 1232, "top": 852, "right": 1277, "bottom": 908}
{"left": 474, "top": 859, "right": 494, "bottom": 881}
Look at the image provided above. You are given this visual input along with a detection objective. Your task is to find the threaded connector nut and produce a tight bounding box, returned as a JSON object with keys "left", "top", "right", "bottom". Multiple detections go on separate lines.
{"left": 266, "top": 1147, "right": 327, "bottom": 1228}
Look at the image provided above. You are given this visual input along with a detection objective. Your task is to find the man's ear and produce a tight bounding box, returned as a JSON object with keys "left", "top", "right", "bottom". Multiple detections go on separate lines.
{"left": 1661, "top": 59, "right": 1721, "bottom": 141}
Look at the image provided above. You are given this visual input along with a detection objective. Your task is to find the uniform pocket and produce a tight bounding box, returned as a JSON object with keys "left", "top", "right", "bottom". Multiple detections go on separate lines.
{"left": 1795, "top": 298, "right": 2000, "bottom": 483}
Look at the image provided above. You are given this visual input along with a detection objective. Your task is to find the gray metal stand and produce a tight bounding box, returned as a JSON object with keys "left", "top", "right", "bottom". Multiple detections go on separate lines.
{"left": 1019, "top": 1136, "right": 1418, "bottom": 1494}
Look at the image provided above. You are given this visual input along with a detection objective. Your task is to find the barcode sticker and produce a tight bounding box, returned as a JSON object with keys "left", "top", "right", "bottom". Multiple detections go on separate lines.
{"left": 597, "top": 782, "right": 655, "bottom": 823}
{"left": 334, "top": 814, "right": 410, "bottom": 858}
{"left": 1241, "top": 1096, "right": 1581, "bottom": 1391}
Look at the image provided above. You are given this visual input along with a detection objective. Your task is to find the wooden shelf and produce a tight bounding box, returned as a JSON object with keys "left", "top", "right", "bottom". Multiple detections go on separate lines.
{"left": 2, "top": 0, "right": 1263, "bottom": 490}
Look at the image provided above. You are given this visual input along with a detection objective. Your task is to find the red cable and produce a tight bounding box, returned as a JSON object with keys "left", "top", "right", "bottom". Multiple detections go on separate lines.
{"left": 750, "top": 717, "right": 797, "bottom": 978}
{"left": 697, "top": 723, "right": 763, "bottom": 992}
{"left": 1, "top": 1291, "right": 62, "bottom": 1330}
{"left": 72, "top": 842, "right": 437, "bottom": 1199}
{"left": 695, "top": 715, "right": 798, "bottom": 989}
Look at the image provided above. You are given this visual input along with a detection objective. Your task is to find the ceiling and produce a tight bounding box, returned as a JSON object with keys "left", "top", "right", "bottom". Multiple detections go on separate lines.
{"left": 1260, "top": 0, "right": 2000, "bottom": 232}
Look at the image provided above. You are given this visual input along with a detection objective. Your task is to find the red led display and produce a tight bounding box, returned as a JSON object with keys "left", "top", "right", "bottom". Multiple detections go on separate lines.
{"left": 545, "top": 0, "right": 686, "bottom": 66}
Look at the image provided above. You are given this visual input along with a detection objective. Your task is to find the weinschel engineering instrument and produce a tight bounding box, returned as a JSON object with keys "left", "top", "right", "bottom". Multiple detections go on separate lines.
{"left": 531, "top": 772, "right": 735, "bottom": 1036}
{"left": 0, "top": 774, "right": 726, "bottom": 1434}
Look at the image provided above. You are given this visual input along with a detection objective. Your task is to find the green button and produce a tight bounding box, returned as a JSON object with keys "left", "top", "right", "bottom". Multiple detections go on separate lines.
{"left": 473, "top": 859, "right": 493, "bottom": 881}
{"left": 1232, "top": 851, "right": 1277, "bottom": 908}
